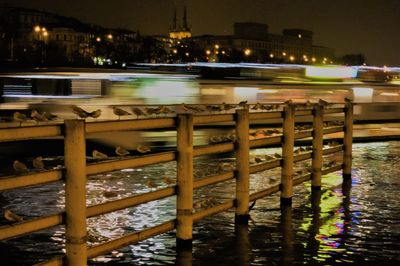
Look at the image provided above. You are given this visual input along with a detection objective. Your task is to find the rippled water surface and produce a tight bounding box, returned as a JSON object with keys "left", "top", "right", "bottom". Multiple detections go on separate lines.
{"left": 1, "top": 141, "right": 399, "bottom": 265}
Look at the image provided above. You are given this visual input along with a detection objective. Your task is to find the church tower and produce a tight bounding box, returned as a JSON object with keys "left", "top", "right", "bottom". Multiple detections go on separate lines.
{"left": 169, "top": 1, "right": 191, "bottom": 39}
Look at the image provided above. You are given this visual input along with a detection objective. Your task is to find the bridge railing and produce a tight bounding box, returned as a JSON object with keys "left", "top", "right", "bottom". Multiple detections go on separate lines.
{"left": 0, "top": 102, "right": 352, "bottom": 265}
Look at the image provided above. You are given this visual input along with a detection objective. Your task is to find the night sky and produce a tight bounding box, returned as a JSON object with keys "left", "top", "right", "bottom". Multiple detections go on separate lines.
{"left": 4, "top": 0, "right": 400, "bottom": 66}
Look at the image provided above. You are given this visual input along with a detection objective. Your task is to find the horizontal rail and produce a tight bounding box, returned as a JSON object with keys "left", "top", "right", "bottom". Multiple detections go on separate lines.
{"left": 294, "top": 152, "right": 312, "bottom": 162}
{"left": 295, "top": 130, "right": 312, "bottom": 140}
{"left": 324, "top": 108, "right": 345, "bottom": 114}
{"left": 323, "top": 126, "right": 344, "bottom": 135}
{"left": 193, "top": 114, "right": 234, "bottom": 125}
{"left": 249, "top": 185, "right": 280, "bottom": 201}
{"left": 295, "top": 110, "right": 312, "bottom": 117}
{"left": 249, "top": 111, "right": 282, "bottom": 120}
{"left": 293, "top": 173, "right": 312, "bottom": 186}
{"left": 322, "top": 164, "right": 343, "bottom": 175}
{"left": 250, "top": 159, "right": 281, "bottom": 174}
{"left": 0, "top": 125, "right": 62, "bottom": 142}
{"left": 87, "top": 220, "right": 176, "bottom": 259}
{"left": 86, "top": 151, "right": 175, "bottom": 175}
{"left": 193, "top": 200, "right": 235, "bottom": 222}
{"left": 85, "top": 118, "right": 176, "bottom": 133}
{"left": 193, "top": 171, "right": 235, "bottom": 189}
{"left": 323, "top": 145, "right": 344, "bottom": 155}
{"left": 0, "top": 170, "right": 63, "bottom": 191}
{"left": 0, "top": 213, "right": 63, "bottom": 241}
{"left": 87, "top": 187, "right": 176, "bottom": 218}
{"left": 193, "top": 142, "right": 234, "bottom": 157}
{"left": 250, "top": 135, "right": 282, "bottom": 148}
{"left": 34, "top": 256, "right": 64, "bottom": 266}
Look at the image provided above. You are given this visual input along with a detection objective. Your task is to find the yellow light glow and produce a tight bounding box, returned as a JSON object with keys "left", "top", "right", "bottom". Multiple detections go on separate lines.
{"left": 269, "top": 53, "right": 274, "bottom": 58}
{"left": 34, "top": 26, "right": 41, "bottom": 32}
{"left": 215, "top": 44, "right": 220, "bottom": 49}
{"left": 173, "top": 49, "right": 178, "bottom": 54}
{"left": 43, "top": 31, "right": 48, "bottom": 37}
{"left": 312, "top": 57, "right": 316, "bottom": 62}
{"left": 221, "top": 50, "right": 226, "bottom": 54}
{"left": 96, "top": 37, "right": 101, "bottom": 42}
{"left": 289, "top": 56, "right": 295, "bottom": 61}
{"left": 206, "top": 50, "right": 211, "bottom": 55}
{"left": 298, "top": 34, "right": 302, "bottom": 38}
{"left": 185, "top": 52, "right": 189, "bottom": 56}
{"left": 244, "top": 49, "right": 251, "bottom": 56}
{"left": 107, "top": 34, "right": 113, "bottom": 39}
{"left": 303, "top": 55, "right": 307, "bottom": 59}
{"left": 282, "top": 52, "right": 287, "bottom": 56}
{"left": 42, "top": 27, "right": 47, "bottom": 32}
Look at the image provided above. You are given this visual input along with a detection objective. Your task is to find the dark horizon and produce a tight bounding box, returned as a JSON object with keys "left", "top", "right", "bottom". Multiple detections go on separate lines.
{"left": 3, "top": 0, "right": 400, "bottom": 66}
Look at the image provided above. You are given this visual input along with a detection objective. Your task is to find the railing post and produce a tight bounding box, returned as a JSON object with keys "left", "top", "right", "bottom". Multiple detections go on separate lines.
{"left": 176, "top": 114, "right": 194, "bottom": 249}
{"left": 343, "top": 101, "right": 353, "bottom": 179}
{"left": 281, "top": 104, "right": 295, "bottom": 206}
{"left": 64, "top": 120, "right": 87, "bottom": 265}
{"left": 235, "top": 109, "right": 250, "bottom": 223}
{"left": 311, "top": 104, "right": 323, "bottom": 190}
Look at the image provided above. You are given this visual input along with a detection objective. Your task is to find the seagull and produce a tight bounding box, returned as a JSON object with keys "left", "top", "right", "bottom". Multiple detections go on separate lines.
{"left": 251, "top": 102, "right": 263, "bottom": 111}
{"left": 4, "top": 209, "right": 24, "bottom": 223}
{"left": 345, "top": 97, "right": 353, "bottom": 103}
{"left": 92, "top": 149, "right": 108, "bottom": 159}
{"left": 283, "top": 99, "right": 293, "bottom": 105}
{"left": 131, "top": 107, "right": 145, "bottom": 118}
{"left": 318, "top": 99, "right": 329, "bottom": 107}
{"left": 32, "top": 156, "right": 45, "bottom": 169}
{"left": 264, "top": 154, "right": 275, "bottom": 161}
{"left": 31, "top": 110, "right": 48, "bottom": 122}
{"left": 274, "top": 153, "right": 282, "bottom": 159}
{"left": 136, "top": 144, "right": 151, "bottom": 154}
{"left": 72, "top": 106, "right": 90, "bottom": 119}
{"left": 43, "top": 111, "right": 58, "bottom": 121}
{"left": 13, "top": 160, "right": 28, "bottom": 173}
{"left": 13, "top": 111, "right": 29, "bottom": 125}
{"left": 238, "top": 100, "right": 248, "bottom": 108}
{"left": 222, "top": 102, "right": 235, "bottom": 112}
{"left": 159, "top": 106, "right": 175, "bottom": 116}
{"left": 112, "top": 107, "right": 131, "bottom": 119}
{"left": 115, "top": 146, "right": 130, "bottom": 156}
{"left": 89, "top": 109, "right": 102, "bottom": 119}
{"left": 254, "top": 157, "right": 263, "bottom": 163}
{"left": 103, "top": 191, "right": 118, "bottom": 198}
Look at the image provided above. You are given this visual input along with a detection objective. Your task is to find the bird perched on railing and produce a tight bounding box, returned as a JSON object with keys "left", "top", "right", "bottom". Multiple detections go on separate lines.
{"left": 72, "top": 106, "right": 90, "bottom": 119}
{"left": 3, "top": 209, "right": 24, "bottom": 223}
{"left": 136, "top": 144, "right": 151, "bottom": 154}
{"left": 251, "top": 102, "right": 263, "bottom": 111}
{"left": 318, "top": 99, "right": 329, "bottom": 107}
{"left": 112, "top": 106, "right": 131, "bottom": 119}
{"left": 159, "top": 106, "right": 175, "bottom": 116}
{"left": 115, "top": 146, "right": 130, "bottom": 156}
{"left": 238, "top": 100, "right": 248, "bottom": 108}
{"left": 32, "top": 156, "right": 45, "bottom": 170}
{"left": 43, "top": 111, "right": 58, "bottom": 121}
{"left": 222, "top": 102, "right": 235, "bottom": 112}
{"left": 13, "top": 160, "right": 28, "bottom": 173}
{"left": 131, "top": 107, "right": 145, "bottom": 118}
{"left": 13, "top": 111, "right": 29, "bottom": 126}
{"left": 92, "top": 149, "right": 108, "bottom": 159}
{"left": 88, "top": 109, "right": 102, "bottom": 120}
{"left": 31, "top": 110, "right": 48, "bottom": 122}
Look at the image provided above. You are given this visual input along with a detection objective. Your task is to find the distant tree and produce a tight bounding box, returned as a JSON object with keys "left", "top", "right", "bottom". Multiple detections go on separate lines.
{"left": 341, "top": 54, "right": 366, "bottom": 65}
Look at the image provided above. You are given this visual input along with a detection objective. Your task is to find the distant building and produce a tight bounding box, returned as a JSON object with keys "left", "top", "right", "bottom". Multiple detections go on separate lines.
{"left": 0, "top": 6, "right": 138, "bottom": 65}
{"left": 169, "top": 4, "right": 191, "bottom": 40}
{"left": 192, "top": 22, "right": 334, "bottom": 64}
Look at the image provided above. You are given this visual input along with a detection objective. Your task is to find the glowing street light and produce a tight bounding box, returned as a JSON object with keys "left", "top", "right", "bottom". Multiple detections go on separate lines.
{"left": 96, "top": 37, "right": 101, "bottom": 42}
{"left": 269, "top": 53, "right": 274, "bottom": 58}
{"left": 214, "top": 44, "right": 220, "bottom": 49}
{"left": 289, "top": 55, "right": 295, "bottom": 61}
{"left": 244, "top": 49, "right": 251, "bottom": 56}
{"left": 206, "top": 50, "right": 211, "bottom": 55}
{"left": 312, "top": 57, "right": 316, "bottom": 63}
{"left": 282, "top": 52, "right": 287, "bottom": 56}
{"left": 34, "top": 26, "right": 41, "bottom": 32}
{"left": 107, "top": 34, "right": 113, "bottom": 40}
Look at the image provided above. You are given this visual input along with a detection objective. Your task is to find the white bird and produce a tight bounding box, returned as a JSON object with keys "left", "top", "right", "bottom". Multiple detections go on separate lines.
{"left": 115, "top": 146, "right": 130, "bottom": 156}
{"left": 92, "top": 149, "right": 108, "bottom": 159}
{"left": 13, "top": 160, "right": 28, "bottom": 173}
{"left": 136, "top": 144, "right": 151, "bottom": 154}
{"left": 32, "top": 156, "right": 45, "bottom": 169}
{"left": 4, "top": 209, "right": 24, "bottom": 223}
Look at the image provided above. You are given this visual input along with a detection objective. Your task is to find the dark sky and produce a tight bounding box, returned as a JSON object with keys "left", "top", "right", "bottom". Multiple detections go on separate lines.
{"left": 4, "top": 0, "right": 400, "bottom": 66}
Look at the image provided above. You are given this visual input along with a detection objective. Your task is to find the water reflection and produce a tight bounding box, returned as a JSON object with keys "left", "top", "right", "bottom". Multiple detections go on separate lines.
{"left": 0, "top": 142, "right": 399, "bottom": 265}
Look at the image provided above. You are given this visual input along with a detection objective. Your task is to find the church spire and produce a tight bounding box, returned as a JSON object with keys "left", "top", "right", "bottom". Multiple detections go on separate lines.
{"left": 172, "top": 4, "right": 177, "bottom": 30}
{"left": 182, "top": 4, "right": 188, "bottom": 30}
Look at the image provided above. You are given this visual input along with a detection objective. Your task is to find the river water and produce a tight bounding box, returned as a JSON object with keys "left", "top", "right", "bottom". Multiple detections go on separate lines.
{"left": 0, "top": 141, "right": 399, "bottom": 265}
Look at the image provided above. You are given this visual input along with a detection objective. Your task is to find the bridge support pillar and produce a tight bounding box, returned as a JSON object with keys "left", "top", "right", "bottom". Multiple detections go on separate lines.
{"left": 281, "top": 104, "right": 295, "bottom": 206}
{"left": 311, "top": 104, "right": 323, "bottom": 190}
{"left": 343, "top": 101, "right": 353, "bottom": 179}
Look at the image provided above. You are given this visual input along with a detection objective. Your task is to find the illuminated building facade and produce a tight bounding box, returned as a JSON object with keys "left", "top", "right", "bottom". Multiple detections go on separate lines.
{"left": 192, "top": 22, "right": 334, "bottom": 63}
{"left": 169, "top": 4, "right": 191, "bottom": 40}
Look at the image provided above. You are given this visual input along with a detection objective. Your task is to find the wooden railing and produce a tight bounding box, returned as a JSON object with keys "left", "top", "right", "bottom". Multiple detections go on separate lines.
{"left": 0, "top": 101, "right": 353, "bottom": 265}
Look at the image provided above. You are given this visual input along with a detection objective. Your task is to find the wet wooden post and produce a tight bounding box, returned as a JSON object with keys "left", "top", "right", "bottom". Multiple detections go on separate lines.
{"left": 235, "top": 108, "right": 250, "bottom": 223}
{"left": 176, "top": 114, "right": 194, "bottom": 249}
{"left": 281, "top": 104, "right": 295, "bottom": 206}
{"left": 311, "top": 104, "right": 323, "bottom": 190}
{"left": 343, "top": 100, "right": 353, "bottom": 179}
{"left": 64, "top": 120, "right": 87, "bottom": 265}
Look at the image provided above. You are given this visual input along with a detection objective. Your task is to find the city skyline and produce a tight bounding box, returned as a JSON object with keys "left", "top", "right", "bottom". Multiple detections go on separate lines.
{"left": 4, "top": 0, "right": 400, "bottom": 66}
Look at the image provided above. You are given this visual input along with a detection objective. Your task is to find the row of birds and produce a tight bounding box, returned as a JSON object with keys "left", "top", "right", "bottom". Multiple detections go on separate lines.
{"left": 6, "top": 99, "right": 341, "bottom": 125}
{"left": 11, "top": 145, "right": 151, "bottom": 173}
